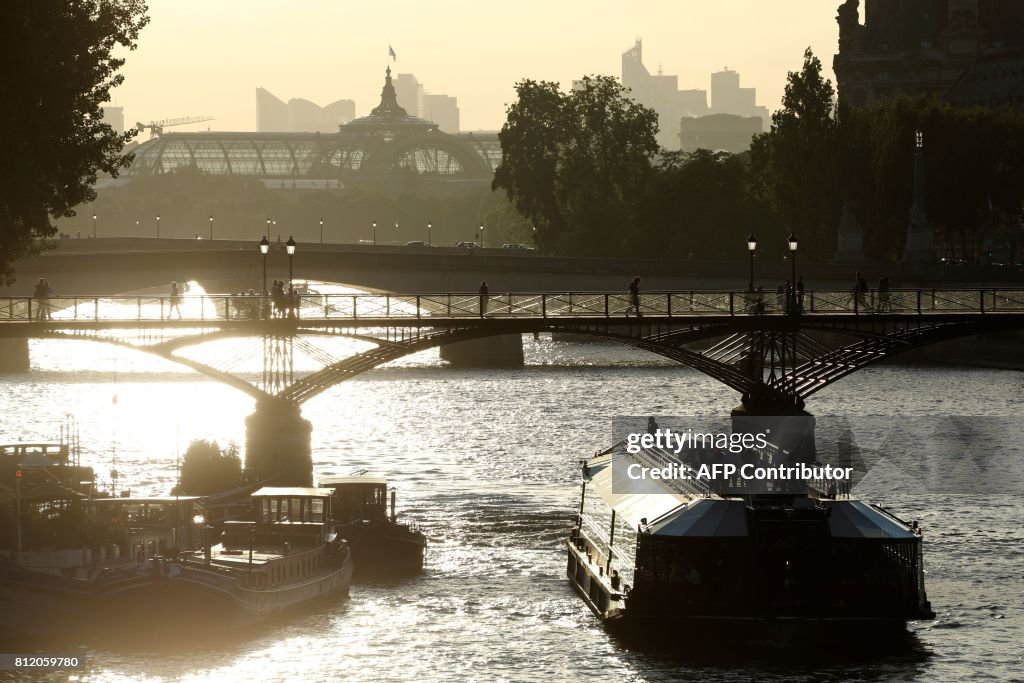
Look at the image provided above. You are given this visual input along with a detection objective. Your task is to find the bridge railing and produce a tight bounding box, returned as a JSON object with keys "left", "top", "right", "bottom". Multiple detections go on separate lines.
{"left": 3, "top": 289, "right": 1024, "bottom": 323}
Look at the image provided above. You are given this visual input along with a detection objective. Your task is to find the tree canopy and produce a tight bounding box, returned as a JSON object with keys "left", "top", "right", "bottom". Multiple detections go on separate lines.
{"left": 493, "top": 76, "right": 659, "bottom": 256}
{"left": 750, "top": 48, "right": 840, "bottom": 260}
{"left": 173, "top": 439, "right": 242, "bottom": 496}
{"left": 0, "top": 0, "right": 148, "bottom": 284}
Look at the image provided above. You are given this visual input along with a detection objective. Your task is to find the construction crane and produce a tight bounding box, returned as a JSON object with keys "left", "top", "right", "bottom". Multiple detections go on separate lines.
{"left": 134, "top": 115, "right": 214, "bottom": 138}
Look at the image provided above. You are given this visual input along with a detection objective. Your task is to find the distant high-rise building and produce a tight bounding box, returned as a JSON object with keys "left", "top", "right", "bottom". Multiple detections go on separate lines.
{"left": 424, "top": 93, "right": 460, "bottom": 133}
{"left": 622, "top": 40, "right": 708, "bottom": 150}
{"left": 679, "top": 114, "right": 763, "bottom": 153}
{"left": 101, "top": 106, "right": 125, "bottom": 133}
{"left": 394, "top": 73, "right": 425, "bottom": 118}
{"left": 710, "top": 68, "right": 769, "bottom": 123}
{"left": 621, "top": 40, "right": 767, "bottom": 151}
{"left": 256, "top": 88, "right": 355, "bottom": 132}
{"left": 834, "top": 0, "right": 1024, "bottom": 110}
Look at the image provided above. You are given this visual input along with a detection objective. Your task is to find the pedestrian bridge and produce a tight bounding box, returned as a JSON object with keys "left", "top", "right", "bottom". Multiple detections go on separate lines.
{"left": 3, "top": 288, "right": 1024, "bottom": 410}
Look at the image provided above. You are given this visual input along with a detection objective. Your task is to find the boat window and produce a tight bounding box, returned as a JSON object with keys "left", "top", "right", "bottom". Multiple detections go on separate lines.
{"left": 310, "top": 499, "right": 324, "bottom": 523}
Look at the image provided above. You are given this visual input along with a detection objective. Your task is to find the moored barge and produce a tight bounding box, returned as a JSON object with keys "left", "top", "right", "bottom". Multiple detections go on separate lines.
{"left": 567, "top": 435, "right": 934, "bottom": 642}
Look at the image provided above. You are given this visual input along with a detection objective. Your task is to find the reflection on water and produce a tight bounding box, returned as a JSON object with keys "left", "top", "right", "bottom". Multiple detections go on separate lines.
{"left": 0, "top": 325, "right": 1021, "bottom": 681}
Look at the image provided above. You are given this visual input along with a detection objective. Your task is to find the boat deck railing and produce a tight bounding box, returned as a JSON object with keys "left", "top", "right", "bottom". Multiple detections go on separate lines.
{"left": 633, "top": 446, "right": 715, "bottom": 498}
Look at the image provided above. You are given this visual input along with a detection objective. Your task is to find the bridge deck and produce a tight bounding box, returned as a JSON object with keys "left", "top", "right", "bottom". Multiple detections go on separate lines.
{"left": 3, "top": 289, "right": 1023, "bottom": 329}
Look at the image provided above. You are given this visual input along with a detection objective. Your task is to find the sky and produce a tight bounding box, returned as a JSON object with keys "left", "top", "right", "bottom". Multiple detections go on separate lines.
{"left": 110, "top": 0, "right": 843, "bottom": 133}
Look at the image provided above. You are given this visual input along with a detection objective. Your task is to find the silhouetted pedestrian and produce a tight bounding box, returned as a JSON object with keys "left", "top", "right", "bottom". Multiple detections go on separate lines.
{"left": 478, "top": 281, "right": 489, "bottom": 317}
{"left": 878, "top": 276, "right": 891, "bottom": 312}
{"left": 628, "top": 277, "right": 641, "bottom": 317}
{"left": 33, "top": 278, "right": 53, "bottom": 321}
{"left": 854, "top": 272, "right": 869, "bottom": 310}
{"left": 796, "top": 275, "right": 805, "bottom": 313}
{"left": 647, "top": 416, "right": 659, "bottom": 434}
{"left": 169, "top": 281, "right": 182, "bottom": 319}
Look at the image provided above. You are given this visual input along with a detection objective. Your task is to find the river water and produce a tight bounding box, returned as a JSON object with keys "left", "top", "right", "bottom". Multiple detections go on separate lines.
{"left": 1, "top": 330, "right": 1022, "bottom": 682}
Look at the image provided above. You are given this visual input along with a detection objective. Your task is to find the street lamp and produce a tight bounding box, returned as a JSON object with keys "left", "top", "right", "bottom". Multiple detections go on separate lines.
{"left": 156, "top": 214, "right": 160, "bottom": 239}
{"left": 286, "top": 236, "right": 296, "bottom": 287}
{"left": 372, "top": 221, "right": 377, "bottom": 245}
{"left": 426, "top": 222, "right": 432, "bottom": 246}
{"left": 265, "top": 218, "right": 270, "bottom": 240}
{"left": 479, "top": 224, "right": 485, "bottom": 248}
{"left": 259, "top": 236, "right": 270, "bottom": 295}
{"left": 92, "top": 214, "right": 97, "bottom": 238}
{"left": 319, "top": 218, "right": 324, "bottom": 245}
{"left": 787, "top": 233, "right": 798, "bottom": 313}
{"left": 209, "top": 215, "right": 214, "bottom": 241}
{"left": 746, "top": 234, "right": 757, "bottom": 290}
{"left": 916, "top": 129, "right": 923, "bottom": 150}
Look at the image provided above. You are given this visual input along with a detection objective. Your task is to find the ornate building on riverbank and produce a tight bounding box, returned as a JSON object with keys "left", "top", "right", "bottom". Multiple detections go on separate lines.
{"left": 833, "top": 0, "right": 1024, "bottom": 109}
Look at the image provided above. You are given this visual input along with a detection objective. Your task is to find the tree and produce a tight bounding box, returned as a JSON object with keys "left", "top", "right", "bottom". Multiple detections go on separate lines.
{"left": 0, "top": 0, "right": 149, "bottom": 284}
{"left": 750, "top": 49, "right": 840, "bottom": 259}
{"left": 173, "top": 439, "right": 242, "bottom": 496}
{"left": 640, "top": 150, "right": 779, "bottom": 260}
{"left": 838, "top": 97, "right": 1024, "bottom": 260}
{"left": 481, "top": 197, "right": 536, "bottom": 247}
{"left": 493, "top": 76, "right": 659, "bottom": 256}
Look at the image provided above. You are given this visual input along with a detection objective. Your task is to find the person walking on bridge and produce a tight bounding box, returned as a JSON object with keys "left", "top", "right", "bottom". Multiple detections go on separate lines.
{"left": 628, "top": 277, "right": 642, "bottom": 317}
{"left": 854, "top": 272, "right": 869, "bottom": 311}
{"left": 33, "top": 278, "right": 53, "bottom": 321}
{"left": 478, "top": 281, "right": 489, "bottom": 317}
{"left": 169, "top": 281, "right": 183, "bottom": 319}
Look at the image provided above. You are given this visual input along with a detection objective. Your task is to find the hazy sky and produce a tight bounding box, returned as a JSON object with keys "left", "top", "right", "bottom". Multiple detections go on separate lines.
{"left": 111, "top": 0, "right": 843, "bottom": 132}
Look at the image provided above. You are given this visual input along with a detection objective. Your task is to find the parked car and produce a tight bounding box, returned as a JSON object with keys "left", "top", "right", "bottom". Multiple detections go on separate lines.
{"left": 405, "top": 240, "right": 430, "bottom": 247}
{"left": 502, "top": 243, "right": 535, "bottom": 250}
{"left": 455, "top": 241, "right": 480, "bottom": 248}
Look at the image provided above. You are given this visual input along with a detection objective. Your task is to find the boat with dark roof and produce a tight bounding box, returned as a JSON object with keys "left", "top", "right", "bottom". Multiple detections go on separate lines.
{"left": 566, "top": 424, "right": 934, "bottom": 643}
{"left": 318, "top": 474, "right": 426, "bottom": 578}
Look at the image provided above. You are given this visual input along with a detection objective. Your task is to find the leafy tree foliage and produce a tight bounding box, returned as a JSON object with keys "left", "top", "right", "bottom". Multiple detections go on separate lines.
{"left": 750, "top": 49, "right": 840, "bottom": 260}
{"left": 481, "top": 197, "right": 536, "bottom": 247}
{"left": 493, "top": 76, "right": 659, "bottom": 256}
{"left": 173, "top": 439, "right": 242, "bottom": 496}
{"left": 841, "top": 98, "right": 1024, "bottom": 260}
{"left": 0, "top": 0, "right": 148, "bottom": 284}
{"left": 640, "top": 150, "right": 779, "bottom": 260}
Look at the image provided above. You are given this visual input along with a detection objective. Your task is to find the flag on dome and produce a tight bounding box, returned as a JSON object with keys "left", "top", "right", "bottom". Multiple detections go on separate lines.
{"left": 389, "top": 45, "right": 397, "bottom": 61}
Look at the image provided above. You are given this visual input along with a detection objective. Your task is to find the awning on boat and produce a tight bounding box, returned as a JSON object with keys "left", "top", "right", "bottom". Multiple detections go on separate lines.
{"left": 584, "top": 451, "right": 691, "bottom": 529}
{"left": 825, "top": 500, "right": 917, "bottom": 539}
{"left": 648, "top": 498, "right": 749, "bottom": 537}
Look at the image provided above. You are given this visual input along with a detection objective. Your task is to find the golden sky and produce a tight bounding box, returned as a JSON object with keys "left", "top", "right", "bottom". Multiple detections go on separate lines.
{"left": 111, "top": 0, "right": 844, "bottom": 132}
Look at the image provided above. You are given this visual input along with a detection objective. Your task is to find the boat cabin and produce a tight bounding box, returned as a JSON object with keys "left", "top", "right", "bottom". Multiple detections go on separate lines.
{"left": 222, "top": 487, "right": 333, "bottom": 552}
{"left": 87, "top": 497, "right": 204, "bottom": 560}
{"left": 318, "top": 476, "right": 392, "bottom": 524}
{"left": 0, "top": 441, "right": 95, "bottom": 496}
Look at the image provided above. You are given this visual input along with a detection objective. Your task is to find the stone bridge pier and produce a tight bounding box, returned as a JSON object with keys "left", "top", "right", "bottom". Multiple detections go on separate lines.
{"left": 244, "top": 398, "right": 313, "bottom": 486}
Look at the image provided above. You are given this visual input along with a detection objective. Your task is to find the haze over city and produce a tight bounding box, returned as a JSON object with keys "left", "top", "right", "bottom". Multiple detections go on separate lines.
{"left": 111, "top": 0, "right": 838, "bottom": 131}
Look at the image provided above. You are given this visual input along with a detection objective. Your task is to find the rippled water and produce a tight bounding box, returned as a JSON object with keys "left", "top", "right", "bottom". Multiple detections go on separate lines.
{"left": 1, "top": 334, "right": 1022, "bottom": 682}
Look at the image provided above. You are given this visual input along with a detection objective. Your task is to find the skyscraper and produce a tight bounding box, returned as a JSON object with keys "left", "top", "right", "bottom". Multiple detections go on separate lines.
{"left": 394, "top": 73, "right": 424, "bottom": 118}
{"left": 622, "top": 40, "right": 708, "bottom": 150}
{"left": 423, "top": 93, "right": 459, "bottom": 133}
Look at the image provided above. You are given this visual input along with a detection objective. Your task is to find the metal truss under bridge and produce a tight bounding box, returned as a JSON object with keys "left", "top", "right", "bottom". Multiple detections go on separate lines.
{"left": 3, "top": 288, "right": 1024, "bottom": 409}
